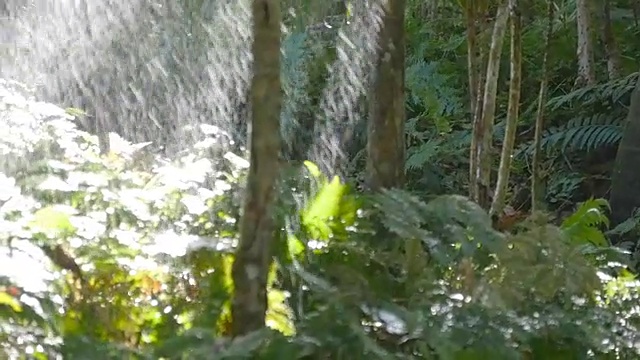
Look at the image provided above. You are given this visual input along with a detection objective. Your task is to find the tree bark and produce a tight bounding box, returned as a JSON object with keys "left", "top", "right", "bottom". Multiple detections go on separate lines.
{"left": 475, "top": 3, "right": 509, "bottom": 209}
{"left": 366, "top": 0, "right": 424, "bottom": 287}
{"left": 463, "top": 0, "right": 481, "bottom": 120}
{"left": 366, "top": 0, "right": 406, "bottom": 190}
{"left": 490, "top": 0, "right": 522, "bottom": 218}
{"left": 465, "top": 0, "right": 483, "bottom": 200}
{"left": 610, "top": 74, "right": 640, "bottom": 226}
{"left": 575, "top": 0, "right": 596, "bottom": 86}
{"left": 231, "top": 0, "right": 282, "bottom": 336}
{"left": 531, "top": 0, "right": 554, "bottom": 213}
{"left": 601, "top": 0, "right": 622, "bottom": 80}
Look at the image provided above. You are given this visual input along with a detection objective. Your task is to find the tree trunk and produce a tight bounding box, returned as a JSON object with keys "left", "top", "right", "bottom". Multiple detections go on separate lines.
{"left": 575, "top": 0, "right": 596, "bottom": 86}
{"left": 610, "top": 74, "right": 640, "bottom": 226}
{"left": 366, "top": 0, "right": 424, "bottom": 286}
{"left": 490, "top": 0, "right": 522, "bottom": 218}
{"left": 531, "top": 0, "right": 554, "bottom": 213}
{"left": 601, "top": 0, "right": 622, "bottom": 80}
{"left": 475, "top": 3, "right": 509, "bottom": 209}
{"left": 465, "top": 0, "right": 482, "bottom": 200}
{"left": 231, "top": 0, "right": 282, "bottom": 336}
{"left": 366, "top": 0, "right": 406, "bottom": 190}
{"left": 463, "top": 0, "right": 484, "bottom": 120}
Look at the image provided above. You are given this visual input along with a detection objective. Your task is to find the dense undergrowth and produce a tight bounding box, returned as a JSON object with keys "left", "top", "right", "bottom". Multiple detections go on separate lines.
{"left": 3, "top": 0, "right": 640, "bottom": 358}
{"left": 2, "top": 80, "right": 640, "bottom": 359}
{"left": 396, "top": 1, "right": 639, "bottom": 207}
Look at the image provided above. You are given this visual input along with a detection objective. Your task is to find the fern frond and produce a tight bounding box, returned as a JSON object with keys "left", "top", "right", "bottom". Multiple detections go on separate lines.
{"left": 405, "top": 139, "right": 441, "bottom": 170}
{"left": 405, "top": 59, "right": 463, "bottom": 117}
{"left": 561, "top": 198, "right": 610, "bottom": 247}
{"left": 546, "top": 72, "right": 639, "bottom": 111}
{"left": 518, "top": 113, "right": 623, "bottom": 156}
{"left": 542, "top": 114, "right": 623, "bottom": 151}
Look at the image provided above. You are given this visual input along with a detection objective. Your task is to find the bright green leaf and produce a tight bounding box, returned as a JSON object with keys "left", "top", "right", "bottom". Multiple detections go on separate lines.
{"left": 0, "top": 291, "right": 22, "bottom": 312}
{"left": 302, "top": 175, "right": 346, "bottom": 240}
{"left": 29, "top": 205, "right": 76, "bottom": 236}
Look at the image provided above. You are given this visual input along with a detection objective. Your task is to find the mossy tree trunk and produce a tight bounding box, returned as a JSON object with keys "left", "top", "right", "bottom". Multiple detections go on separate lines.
{"left": 601, "top": 0, "right": 622, "bottom": 80}
{"left": 610, "top": 74, "right": 640, "bottom": 226}
{"left": 465, "top": 0, "right": 483, "bottom": 200}
{"left": 230, "top": 0, "right": 282, "bottom": 336}
{"left": 366, "top": 0, "right": 425, "bottom": 288}
{"left": 366, "top": 0, "right": 406, "bottom": 190}
{"left": 473, "top": 2, "right": 509, "bottom": 209}
{"left": 490, "top": 0, "right": 522, "bottom": 218}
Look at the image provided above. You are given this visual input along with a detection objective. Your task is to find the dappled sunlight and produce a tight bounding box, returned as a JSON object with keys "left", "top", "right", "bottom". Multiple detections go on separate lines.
{"left": 0, "top": 240, "right": 51, "bottom": 293}
{"left": 1, "top": 0, "right": 640, "bottom": 358}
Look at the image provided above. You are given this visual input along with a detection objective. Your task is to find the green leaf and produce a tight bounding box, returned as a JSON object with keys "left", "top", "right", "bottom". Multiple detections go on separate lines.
{"left": 267, "top": 289, "right": 296, "bottom": 336}
{"left": 303, "top": 160, "right": 322, "bottom": 180}
{"left": 561, "top": 198, "right": 610, "bottom": 246}
{"left": 287, "top": 234, "right": 305, "bottom": 257}
{"left": 65, "top": 107, "right": 87, "bottom": 117}
{"left": 0, "top": 291, "right": 22, "bottom": 312}
{"left": 302, "top": 176, "right": 346, "bottom": 240}
{"left": 29, "top": 205, "right": 76, "bottom": 237}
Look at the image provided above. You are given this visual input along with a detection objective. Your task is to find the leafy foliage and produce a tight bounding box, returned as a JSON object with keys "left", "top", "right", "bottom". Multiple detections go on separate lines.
{"left": 4, "top": 0, "right": 640, "bottom": 358}
{"left": 534, "top": 113, "right": 622, "bottom": 153}
{"left": 518, "top": 72, "right": 639, "bottom": 156}
{"left": 3, "top": 82, "right": 640, "bottom": 358}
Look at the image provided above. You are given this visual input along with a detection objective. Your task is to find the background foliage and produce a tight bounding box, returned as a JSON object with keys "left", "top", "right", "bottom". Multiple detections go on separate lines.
{"left": 3, "top": 0, "right": 640, "bottom": 359}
